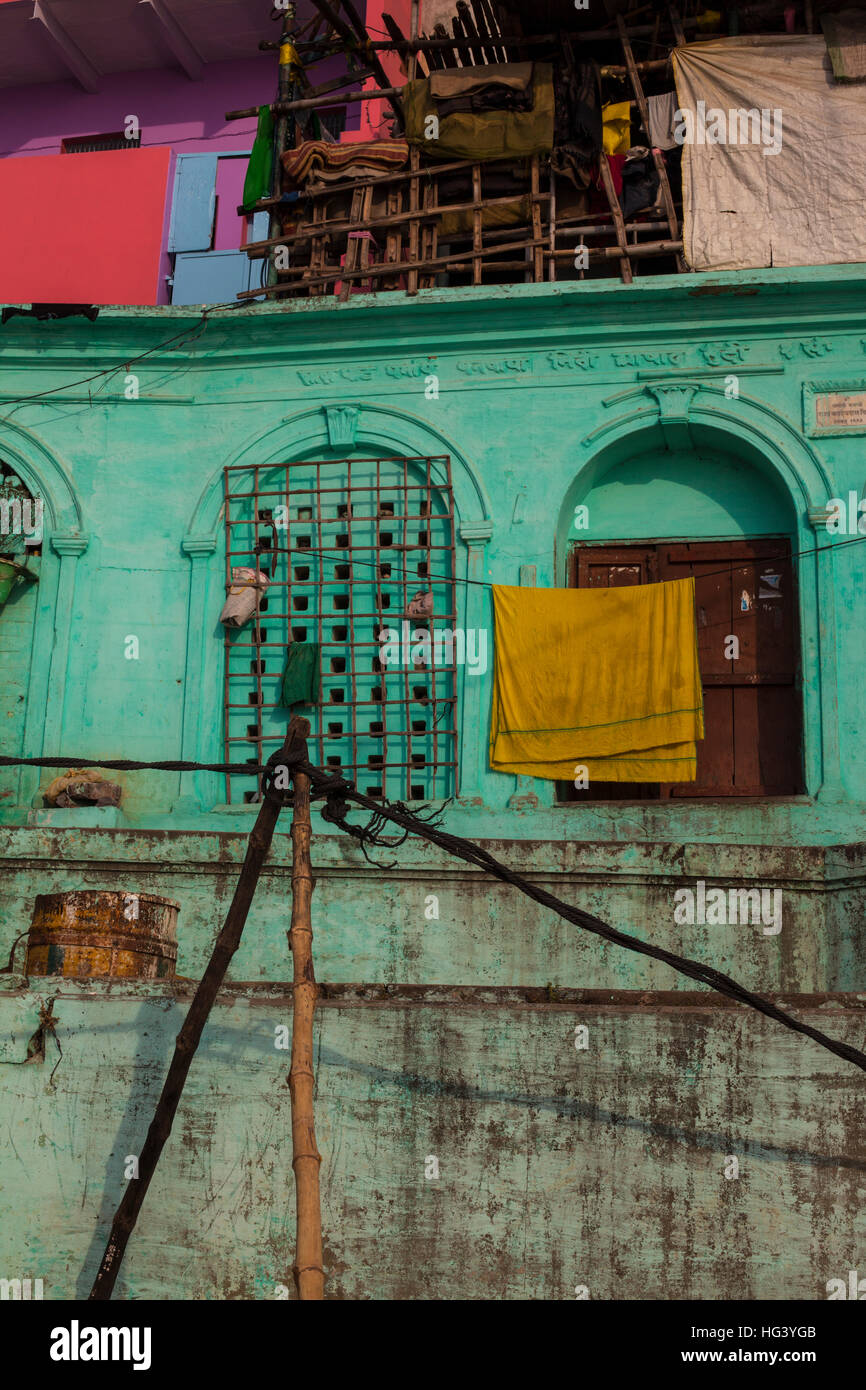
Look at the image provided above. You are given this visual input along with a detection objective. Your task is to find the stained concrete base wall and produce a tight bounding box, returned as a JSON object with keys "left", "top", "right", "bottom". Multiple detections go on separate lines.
{"left": 0, "top": 983, "right": 862, "bottom": 1300}
{"left": 1, "top": 828, "right": 864, "bottom": 993}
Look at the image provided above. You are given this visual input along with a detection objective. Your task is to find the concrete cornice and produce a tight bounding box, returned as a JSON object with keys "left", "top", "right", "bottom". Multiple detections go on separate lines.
{"left": 3, "top": 266, "right": 866, "bottom": 370}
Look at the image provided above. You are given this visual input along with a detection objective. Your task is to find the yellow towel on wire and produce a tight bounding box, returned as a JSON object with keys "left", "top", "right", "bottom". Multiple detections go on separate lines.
{"left": 490, "top": 578, "right": 704, "bottom": 782}
{"left": 602, "top": 101, "right": 632, "bottom": 155}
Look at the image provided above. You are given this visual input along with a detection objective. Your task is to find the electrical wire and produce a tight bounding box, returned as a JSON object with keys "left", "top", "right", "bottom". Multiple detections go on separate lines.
{"left": 0, "top": 316, "right": 210, "bottom": 414}
{"left": 1, "top": 325, "right": 862, "bottom": 592}
{"left": 314, "top": 770, "right": 866, "bottom": 1076}
{"left": 234, "top": 526, "right": 866, "bottom": 596}
{"left": 0, "top": 301, "right": 269, "bottom": 419}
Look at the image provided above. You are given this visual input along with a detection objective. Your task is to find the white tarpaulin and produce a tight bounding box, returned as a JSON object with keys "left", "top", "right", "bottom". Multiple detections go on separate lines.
{"left": 673, "top": 36, "right": 866, "bottom": 271}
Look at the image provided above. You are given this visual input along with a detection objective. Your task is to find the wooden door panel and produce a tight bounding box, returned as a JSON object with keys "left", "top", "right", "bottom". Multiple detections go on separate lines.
{"left": 734, "top": 685, "right": 802, "bottom": 794}
{"left": 567, "top": 537, "right": 802, "bottom": 800}
{"left": 660, "top": 545, "right": 732, "bottom": 677}
{"left": 668, "top": 686, "right": 733, "bottom": 796}
{"left": 574, "top": 546, "right": 658, "bottom": 588}
{"left": 731, "top": 557, "right": 795, "bottom": 680}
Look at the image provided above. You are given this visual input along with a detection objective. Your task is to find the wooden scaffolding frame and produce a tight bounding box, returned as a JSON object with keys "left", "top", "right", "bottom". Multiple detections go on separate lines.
{"left": 225, "top": 0, "right": 814, "bottom": 299}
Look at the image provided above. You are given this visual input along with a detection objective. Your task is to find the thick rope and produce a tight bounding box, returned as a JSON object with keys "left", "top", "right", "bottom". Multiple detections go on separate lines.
{"left": 1, "top": 749, "right": 864, "bottom": 1073}
{"left": 316, "top": 776, "right": 866, "bottom": 1076}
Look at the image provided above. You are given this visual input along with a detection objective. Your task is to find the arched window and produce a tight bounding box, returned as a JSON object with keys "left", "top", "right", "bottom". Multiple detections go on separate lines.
{"left": 222, "top": 452, "right": 458, "bottom": 803}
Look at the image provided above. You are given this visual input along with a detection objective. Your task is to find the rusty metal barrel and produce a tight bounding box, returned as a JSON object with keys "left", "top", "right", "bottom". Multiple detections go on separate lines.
{"left": 26, "top": 891, "right": 179, "bottom": 980}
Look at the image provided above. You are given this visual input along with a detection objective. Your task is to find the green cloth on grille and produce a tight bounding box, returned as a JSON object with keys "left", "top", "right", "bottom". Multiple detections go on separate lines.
{"left": 281, "top": 642, "right": 321, "bottom": 710}
{"left": 402, "top": 64, "right": 554, "bottom": 161}
{"left": 242, "top": 105, "right": 275, "bottom": 213}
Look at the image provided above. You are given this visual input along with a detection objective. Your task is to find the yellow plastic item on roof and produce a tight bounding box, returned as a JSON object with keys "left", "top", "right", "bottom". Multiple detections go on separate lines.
{"left": 489, "top": 578, "right": 704, "bottom": 782}
{"left": 602, "top": 100, "right": 631, "bottom": 155}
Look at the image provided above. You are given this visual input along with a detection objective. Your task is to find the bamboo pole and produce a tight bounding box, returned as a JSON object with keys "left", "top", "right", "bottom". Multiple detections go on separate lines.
{"left": 268, "top": 12, "right": 298, "bottom": 291}
{"left": 408, "top": 0, "right": 419, "bottom": 80}
{"left": 286, "top": 716, "right": 324, "bottom": 1301}
{"left": 227, "top": 86, "right": 402, "bottom": 120}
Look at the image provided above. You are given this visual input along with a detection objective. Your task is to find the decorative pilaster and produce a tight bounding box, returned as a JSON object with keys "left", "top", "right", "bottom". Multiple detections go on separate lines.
{"left": 810, "top": 522, "right": 845, "bottom": 802}
{"left": 35, "top": 533, "right": 90, "bottom": 773}
{"left": 508, "top": 562, "right": 540, "bottom": 811}
{"left": 457, "top": 521, "right": 493, "bottom": 799}
{"left": 177, "top": 532, "right": 219, "bottom": 812}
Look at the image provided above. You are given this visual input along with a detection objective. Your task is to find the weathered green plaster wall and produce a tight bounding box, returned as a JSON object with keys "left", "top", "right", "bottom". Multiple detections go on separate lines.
{"left": 1, "top": 269, "right": 864, "bottom": 1298}
{"left": 0, "top": 982, "right": 862, "bottom": 1300}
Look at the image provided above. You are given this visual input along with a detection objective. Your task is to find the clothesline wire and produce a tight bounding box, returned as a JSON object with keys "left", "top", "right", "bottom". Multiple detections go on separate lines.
{"left": 1, "top": 319, "right": 862, "bottom": 591}
{"left": 241, "top": 526, "right": 866, "bottom": 597}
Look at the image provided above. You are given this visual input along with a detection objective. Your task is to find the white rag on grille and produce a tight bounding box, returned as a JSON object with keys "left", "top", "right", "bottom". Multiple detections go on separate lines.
{"left": 673, "top": 36, "right": 866, "bottom": 271}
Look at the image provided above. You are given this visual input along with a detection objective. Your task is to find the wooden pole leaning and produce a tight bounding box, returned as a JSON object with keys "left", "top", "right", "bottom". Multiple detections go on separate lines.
{"left": 88, "top": 734, "right": 297, "bottom": 1300}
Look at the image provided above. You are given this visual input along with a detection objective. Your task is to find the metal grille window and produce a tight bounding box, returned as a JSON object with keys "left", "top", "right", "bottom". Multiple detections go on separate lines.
{"left": 312, "top": 108, "right": 346, "bottom": 141}
{"left": 61, "top": 132, "right": 142, "bottom": 152}
{"left": 224, "top": 455, "right": 458, "bottom": 804}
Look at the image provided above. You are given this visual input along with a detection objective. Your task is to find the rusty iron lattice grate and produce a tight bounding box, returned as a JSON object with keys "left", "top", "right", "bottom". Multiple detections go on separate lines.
{"left": 223, "top": 455, "right": 458, "bottom": 805}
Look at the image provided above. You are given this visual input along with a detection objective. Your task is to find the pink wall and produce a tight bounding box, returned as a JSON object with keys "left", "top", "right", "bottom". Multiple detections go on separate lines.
{"left": 0, "top": 59, "right": 275, "bottom": 304}
{"left": 0, "top": 4, "right": 416, "bottom": 306}
{"left": 0, "top": 147, "right": 172, "bottom": 304}
{"left": 352, "top": 0, "right": 413, "bottom": 142}
{"left": 214, "top": 156, "right": 249, "bottom": 251}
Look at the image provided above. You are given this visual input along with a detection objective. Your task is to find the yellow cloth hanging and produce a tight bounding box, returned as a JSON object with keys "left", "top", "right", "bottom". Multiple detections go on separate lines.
{"left": 602, "top": 100, "right": 632, "bottom": 155}
{"left": 489, "top": 578, "right": 704, "bottom": 782}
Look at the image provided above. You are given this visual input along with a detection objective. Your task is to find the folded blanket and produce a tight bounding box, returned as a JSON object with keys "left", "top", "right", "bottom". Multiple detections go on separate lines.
{"left": 281, "top": 140, "right": 408, "bottom": 190}
{"left": 489, "top": 578, "right": 703, "bottom": 781}
{"left": 403, "top": 65, "right": 554, "bottom": 161}
{"left": 429, "top": 64, "right": 533, "bottom": 100}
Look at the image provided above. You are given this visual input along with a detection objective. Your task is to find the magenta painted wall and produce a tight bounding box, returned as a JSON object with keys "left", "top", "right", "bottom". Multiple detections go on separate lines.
{"left": 0, "top": 58, "right": 272, "bottom": 158}
{"left": 0, "top": 59, "right": 278, "bottom": 304}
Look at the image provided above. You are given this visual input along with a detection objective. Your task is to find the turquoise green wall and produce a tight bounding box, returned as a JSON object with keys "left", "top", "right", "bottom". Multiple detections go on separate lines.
{"left": 1, "top": 268, "right": 864, "bottom": 1298}
{"left": 0, "top": 266, "right": 864, "bottom": 835}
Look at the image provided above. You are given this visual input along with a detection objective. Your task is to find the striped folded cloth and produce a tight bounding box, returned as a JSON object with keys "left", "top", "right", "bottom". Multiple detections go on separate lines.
{"left": 281, "top": 140, "right": 409, "bottom": 189}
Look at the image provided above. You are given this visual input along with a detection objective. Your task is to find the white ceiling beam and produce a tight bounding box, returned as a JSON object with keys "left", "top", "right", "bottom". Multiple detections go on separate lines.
{"left": 30, "top": 1, "right": 101, "bottom": 93}
{"left": 137, "top": 0, "right": 204, "bottom": 81}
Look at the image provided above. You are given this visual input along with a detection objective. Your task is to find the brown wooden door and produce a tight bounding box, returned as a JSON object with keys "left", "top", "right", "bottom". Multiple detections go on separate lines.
{"left": 564, "top": 540, "right": 802, "bottom": 800}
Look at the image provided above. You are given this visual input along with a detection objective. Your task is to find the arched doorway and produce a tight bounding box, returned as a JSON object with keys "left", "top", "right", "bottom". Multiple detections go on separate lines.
{"left": 557, "top": 427, "right": 804, "bottom": 800}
